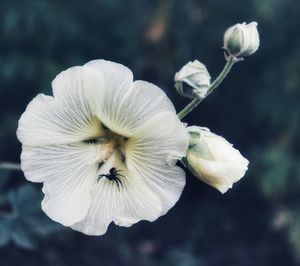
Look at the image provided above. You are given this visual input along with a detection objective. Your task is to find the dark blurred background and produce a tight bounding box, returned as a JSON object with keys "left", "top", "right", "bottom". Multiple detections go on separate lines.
{"left": 0, "top": 0, "right": 300, "bottom": 265}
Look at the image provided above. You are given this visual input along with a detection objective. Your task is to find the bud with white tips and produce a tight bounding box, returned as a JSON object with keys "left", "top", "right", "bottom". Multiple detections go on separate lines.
{"left": 175, "top": 60, "right": 211, "bottom": 99}
{"left": 185, "top": 126, "right": 249, "bottom": 194}
{"left": 223, "top": 22, "right": 259, "bottom": 60}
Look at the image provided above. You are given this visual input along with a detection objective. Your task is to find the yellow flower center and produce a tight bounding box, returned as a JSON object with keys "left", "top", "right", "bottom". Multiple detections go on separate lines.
{"left": 84, "top": 124, "right": 128, "bottom": 168}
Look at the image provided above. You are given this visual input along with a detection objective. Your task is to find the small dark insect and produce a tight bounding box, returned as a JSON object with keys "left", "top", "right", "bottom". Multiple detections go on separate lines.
{"left": 98, "top": 167, "right": 124, "bottom": 190}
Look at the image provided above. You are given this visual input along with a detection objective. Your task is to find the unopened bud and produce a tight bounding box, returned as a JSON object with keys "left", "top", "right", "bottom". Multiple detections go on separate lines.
{"left": 175, "top": 60, "right": 211, "bottom": 99}
{"left": 223, "top": 22, "right": 259, "bottom": 60}
{"left": 185, "top": 126, "right": 249, "bottom": 194}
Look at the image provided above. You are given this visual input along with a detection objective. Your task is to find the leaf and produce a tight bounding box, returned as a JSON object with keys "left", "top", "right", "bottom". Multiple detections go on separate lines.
{"left": 0, "top": 218, "right": 11, "bottom": 246}
{"left": 7, "top": 185, "right": 41, "bottom": 215}
{"left": 11, "top": 222, "right": 36, "bottom": 250}
{"left": 25, "top": 213, "right": 62, "bottom": 235}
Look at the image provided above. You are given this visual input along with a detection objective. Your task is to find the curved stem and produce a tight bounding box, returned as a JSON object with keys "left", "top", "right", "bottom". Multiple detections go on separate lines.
{"left": 177, "top": 56, "right": 236, "bottom": 120}
{"left": 0, "top": 162, "right": 21, "bottom": 171}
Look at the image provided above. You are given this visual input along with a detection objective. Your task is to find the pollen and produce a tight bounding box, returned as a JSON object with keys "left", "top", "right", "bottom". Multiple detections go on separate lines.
{"left": 96, "top": 142, "right": 115, "bottom": 163}
{"left": 95, "top": 132, "right": 127, "bottom": 165}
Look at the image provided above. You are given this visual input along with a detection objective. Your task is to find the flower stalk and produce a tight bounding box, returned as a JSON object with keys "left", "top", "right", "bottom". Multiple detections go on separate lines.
{"left": 177, "top": 55, "right": 235, "bottom": 120}
{"left": 0, "top": 162, "right": 21, "bottom": 171}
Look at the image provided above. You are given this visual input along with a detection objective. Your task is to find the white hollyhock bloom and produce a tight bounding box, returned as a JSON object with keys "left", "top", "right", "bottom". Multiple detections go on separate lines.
{"left": 185, "top": 126, "right": 248, "bottom": 194}
{"left": 17, "top": 60, "right": 189, "bottom": 235}
{"left": 223, "top": 22, "right": 259, "bottom": 59}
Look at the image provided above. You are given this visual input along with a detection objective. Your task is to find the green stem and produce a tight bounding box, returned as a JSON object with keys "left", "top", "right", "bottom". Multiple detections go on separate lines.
{"left": 177, "top": 56, "right": 236, "bottom": 120}
{"left": 0, "top": 162, "right": 21, "bottom": 171}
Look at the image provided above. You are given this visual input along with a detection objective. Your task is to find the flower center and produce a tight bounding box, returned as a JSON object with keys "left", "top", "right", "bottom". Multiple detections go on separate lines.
{"left": 95, "top": 133, "right": 127, "bottom": 165}
{"left": 83, "top": 123, "right": 128, "bottom": 169}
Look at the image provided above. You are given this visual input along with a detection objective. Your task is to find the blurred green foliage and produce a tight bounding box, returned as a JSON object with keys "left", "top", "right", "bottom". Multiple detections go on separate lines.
{"left": 0, "top": 0, "right": 300, "bottom": 265}
{"left": 0, "top": 172, "right": 61, "bottom": 249}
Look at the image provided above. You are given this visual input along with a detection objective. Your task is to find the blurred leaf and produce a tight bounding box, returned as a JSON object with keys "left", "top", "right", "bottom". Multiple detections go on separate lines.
{"left": 0, "top": 185, "right": 61, "bottom": 249}
{"left": 29, "top": 216, "right": 61, "bottom": 235}
{"left": 283, "top": 210, "right": 300, "bottom": 262}
{"left": 0, "top": 218, "right": 11, "bottom": 246}
{"left": 165, "top": 249, "right": 204, "bottom": 266}
{"left": 255, "top": 145, "right": 300, "bottom": 202}
{"left": 8, "top": 184, "right": 41, "bottom": 215}
{"left": 11, "top": 222, "right": 37, "bottom": 250}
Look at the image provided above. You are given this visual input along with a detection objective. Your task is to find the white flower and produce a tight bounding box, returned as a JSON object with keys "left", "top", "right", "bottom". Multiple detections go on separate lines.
{"left": 185, "top": 126, "right": 248, "bottom": 194}
{"left": 223, "top": 22, "right": 260, "bottom": 59}
{"left": 174, "top": 60, "right": 211, "bottom": 99}
{"left": 17, "top": 60, "right": 189, "bottom": 235}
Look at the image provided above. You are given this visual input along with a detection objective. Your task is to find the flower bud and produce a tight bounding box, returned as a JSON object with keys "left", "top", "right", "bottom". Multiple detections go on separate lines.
{"left": 185, "top": 126, "right": 249, "bottom": 194}
{"left": 175, "top": 60, "right": 211, "bottom": 99}
{"left": 223, "top": 22, "right": 259, "bottom": 59}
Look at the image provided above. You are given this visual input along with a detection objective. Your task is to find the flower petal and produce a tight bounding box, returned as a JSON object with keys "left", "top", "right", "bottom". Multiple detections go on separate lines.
{"left": 111, "top": 81, "right": 176, "bottom": 136}
{"left": 126, "top": 111, "right": 188, "bottom": 212}
{"left": 85, "top": 60, "right": 175, "bottom": 136}
{"left": 17, "top": 67, "right": 105, "bottom": 146}
{"left": 71, "top": 152, "right": 164, "bottom": 235}
{"left": 84, "top": 60, "right": 133, "bottom": 97}
{"left": 21, "top": 143, "right": 99, "bottom": 226}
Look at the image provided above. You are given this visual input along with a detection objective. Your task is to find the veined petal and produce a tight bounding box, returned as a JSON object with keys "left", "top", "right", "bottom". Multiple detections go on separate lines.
{"left": 111, "top": 81, "right": 176, "bottom": 136}
{"left": 17, "top": 67, "right": 105, "bottom": 146}
{"left": 21, "top": 143, "right": 99, "bottom": 226}
{"left": 71, "top": 152, "right": 164, "bottom": 235}
{"left": 84, "top": 60, "right": 133, "bottom": 97}
{"left": 125, "top": 111, "right": 189, "bottom": 212}
{"left": 85, "top": 60, "right": 175, "bottom": 137}
{"left": 84, "top": 60, "right": 133, "bottom": 135}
